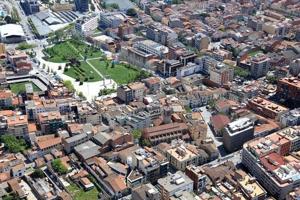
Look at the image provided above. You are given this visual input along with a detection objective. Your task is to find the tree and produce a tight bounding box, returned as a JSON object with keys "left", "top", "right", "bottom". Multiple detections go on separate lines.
{"left": 0, "top": 135, "right": 27, "bottom": 153}
{"left": 111, "top": 61, "right": 115, "bottom": 68}
{"left": 51, "top": 159, "right": 68, "bottom": 175}
{"left": 58, "top": 65, "right": 62, "bottom": 70}
{"left": 63, "top": 80, "right": 75, "bottom": 93}
{"left": 32, "top": 168, "right": 45, "bottom": 178}
{"left": 234, "top": 67, "right": 249, "bottom": 78}
{"left": 4, "top": 16, "right": 12, "bottom": 24}
{"left": 126, "top": 8, "right": 137, "bottom": 17}
{"left": 132, "top": 129, "right": 142, "bottom": 140}
{"left": 140, "top": 139, "right": 151, "bottom": 147}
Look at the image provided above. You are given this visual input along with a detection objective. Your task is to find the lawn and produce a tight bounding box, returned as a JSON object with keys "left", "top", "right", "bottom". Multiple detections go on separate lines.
{"left": 10, "top": 82, "right": 41, "bottom": 94}
{"left": 44, "top": 40, "right": 103, "bottom": 63}
{"left": 67, "top": 183, "right": 99, "bottom": 200}
{"left": 64, "top": 61, "right": 102, "bottom": 82}
{"left": 88, "top": 60, "right": 144, "bottom": 84}
{"left": 248, "top": 50, "right": 263, "bottom": 57}
{"left": 44, "top": 41, "right": 80, "bottom": 63}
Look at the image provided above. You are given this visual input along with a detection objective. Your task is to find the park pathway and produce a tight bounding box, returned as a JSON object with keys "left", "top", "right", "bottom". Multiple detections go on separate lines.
{"left": 67, "top": 42, "right": 106, "bottom": 80}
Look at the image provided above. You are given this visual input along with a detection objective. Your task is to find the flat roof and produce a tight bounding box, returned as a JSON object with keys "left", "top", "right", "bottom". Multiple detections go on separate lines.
{"left": 0, "top": 24, "right": 25, "bottom": 38}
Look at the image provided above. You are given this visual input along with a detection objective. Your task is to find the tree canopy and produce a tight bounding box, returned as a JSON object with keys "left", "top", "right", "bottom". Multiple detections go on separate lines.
{"left": 51, "top": 159, "right": 68, "bottom": 175}
{"left": 0, "top": 135, "right": 27, "bottom": 153}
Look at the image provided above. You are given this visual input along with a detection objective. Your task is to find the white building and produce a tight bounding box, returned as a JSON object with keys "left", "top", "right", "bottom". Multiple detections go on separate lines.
{"left": 134, "top": 40, "right": 169, "bottom": 59}
{"left": 157, "top": 171, "right": 193, "bottom": 200}
{"left": 176, "top": 62, "right": 202, "bottom": 79}
{"left": 75, "top": 15, "right": 99, "bottom": 36}
{"left": 0, "top": 24, "right": 25, "bottom": 43}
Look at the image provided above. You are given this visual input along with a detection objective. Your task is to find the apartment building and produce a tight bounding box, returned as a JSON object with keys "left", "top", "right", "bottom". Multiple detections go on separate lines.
{"left": 128, "top": 82, "right": 146, "bottom": 101}
{"left": 242, "top": 127, "right": 300, "bottom": 200}
{"left": 0, "top": 90, "right": 13, "bottom": 108}
{"left": 74, "top": 0, "right": 88, "bottom": 12}
{"left": 157, "top": 171, "right": 193, "bottom": 200}
{"left": 7, "top": 114, "right": 29, "bottom": 139}
{"left": 131, "top": 147, "right": 169, "bottom": 183}
{"left": 165, "top": 140, "right": 208, "bottom": 171}
{"left": 176, "top": 62, "right": 202, "bottom": 79}
{"left": 209, "top": 63, "right": 234, "bottom": 86}
{"left": 142, "top": 123, "right": 188, "bottom": 145}
{"left": 247, "top": 97, "right": 288, "bottom": 120}
{"left": 117, "top": 85, "right": 134, "bottom": 104}
{"left": 25, "top": 99, "right": 59, "bottom": 120}
{"left": 223, "top": 117, "right": 254, "bottom": 152}
{"left": 77, "top": 104, "right": 101, "bottom": 125}
{"left": 20, "top": 0, "right": 40, "bottom": 15}
{"left": 250, "top": 53, "right": 270, "bottom": 78}
{"left": 185, "top": 165, "right": 208, "bottom": 193}
{"left": 37, "top": 111, "right": 65, "bottom": 134}
{"left": 277, "top": 77, "right": 300, "bottom": 106}
{"left": 146, "top": 23, "right": 178, "bottom": 46}
{"left": 280, "top": 108, "right": 300, "bottom": 127}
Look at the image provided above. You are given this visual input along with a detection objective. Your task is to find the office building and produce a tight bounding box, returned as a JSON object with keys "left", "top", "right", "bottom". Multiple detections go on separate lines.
{"left": 74, "top": 0, "right": 88, "bottom": 12}
{"left": 20, "top": 0, "right": 40, "bottom": 15}
{"left": 223, "top": 117, "right": 254, "bottom": 152}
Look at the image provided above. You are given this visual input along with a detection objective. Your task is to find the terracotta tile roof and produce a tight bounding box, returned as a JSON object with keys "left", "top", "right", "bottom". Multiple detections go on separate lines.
{"left": 210, "top": 114, "right": 231, "bottom": 132}
{"left": 28, "top": 123, "right": 37, "bottom": 132}
{"left": 143, "top": 122, "right": 188, "bottom": 138}
{"left": 36, "top": 135, "right": 61, "bottom": 150}
{"left": 104, "top": 174, "right": 127, "bottom": 193}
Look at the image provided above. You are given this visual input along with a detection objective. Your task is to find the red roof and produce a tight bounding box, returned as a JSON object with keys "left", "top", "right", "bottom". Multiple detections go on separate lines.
{"left": 260, "top": 152, "right": 285, "bottom": 172}
{"left": 210, "top": 114, "right": 230, "bottom": 132}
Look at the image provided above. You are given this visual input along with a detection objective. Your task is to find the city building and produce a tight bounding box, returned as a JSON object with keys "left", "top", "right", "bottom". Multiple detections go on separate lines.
{"left": 0, "top": 90, "right": 13, "bottom": 108}
{"left": 185, "top": 165, "right": 207, "bottom": 193}
{"left": 132, "top": 183, "right": 160, "bottom": 200}
{"left": 146, "top": 23, "right": 178, "bottom": 46}
{"left": 223, "top": 117, "right": 254, "bottom": 152}
{"left": 242, "top": 127, "right": 300, "bottom": 200}
{"left": 20, "top": 0, "right": 40, "bottom": 15}
{"left": 157, "top": 171, "right": 193, "bottom": 200}
{"left": 62, "top": 132, "right": 93, "bottom": 153}
{"left": 117, "top": 85, "right": 133, "bottom": 104}
{"left": 74, "top": 0, "right": 88, "bottom": 12}
{"left": 250, "top": 53, "right": 270, "bottom": 78}
{"left": 75, "top": 15, "right": 99, "bottom": 36}
{"left": 7, "top": 114, "right": 29, "bottom": 140}
{"left": 142, "top": 123, "right": 189, "bottom": 145}
{"left": 280, "top": 108, "right": 300, "bottom": 127}
{"left": 209, "top": 63, "right": 234, "bottom": 86}
{"left": 247, "top": 97, "right": 288, "bottom": 120}
{"left": 133, "top": 40, "right": 169, "bottom": 59}
{"left": 165, "top": 140, "right": 208, "bottom": 171}
{"left": 130, "top": 147, "right": 169, "bottom": 183}
{"left": 277, "top": 77, "right": 300, "bottom": 106}
{"left": 37, "top": 111, "right": 65, "bottom": 134}
{"left": 100, "top": 12, "right": 127, "bottom": 28}
{"left": 0, "top": 24, "right": 26, "bottom": 43}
